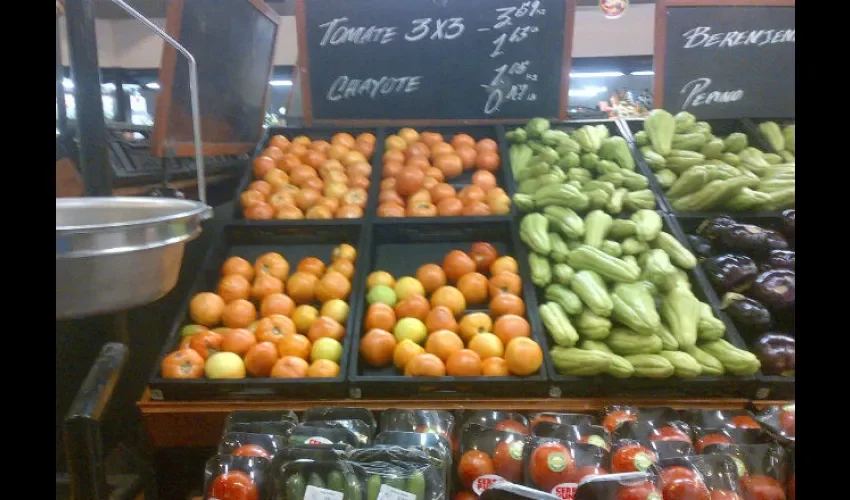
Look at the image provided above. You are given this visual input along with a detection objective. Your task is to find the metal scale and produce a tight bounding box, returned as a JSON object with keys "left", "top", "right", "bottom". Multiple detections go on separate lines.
{"left": 57, "top": 1, "right": 211, "bottom": 498}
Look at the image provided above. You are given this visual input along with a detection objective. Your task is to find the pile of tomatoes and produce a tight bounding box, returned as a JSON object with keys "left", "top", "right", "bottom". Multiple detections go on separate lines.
{"left": 240, "top": 132, "right": 375, "bottom": 220}
{"left": 160, "top": 244, "right": 358, "bottom": 380}
{"left": 359, "top": 242, "right": 544, "bottom": 378}
{"left": 378, "top": 128, "right": 511, "bottom": 217}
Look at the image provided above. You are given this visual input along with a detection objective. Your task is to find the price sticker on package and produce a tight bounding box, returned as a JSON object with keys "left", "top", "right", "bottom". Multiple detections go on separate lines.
{"left": 376, "top": 485, "right": 416, "bottom": 500}
{"left": 304, "top": 485, "right": 344, "bottom": 500}
{"left": 551, "top": 483, "right": 578, "bottom": 499}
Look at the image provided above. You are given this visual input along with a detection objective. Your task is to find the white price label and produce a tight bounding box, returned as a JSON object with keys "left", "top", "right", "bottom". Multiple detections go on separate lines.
{"left": 305, "top": 436, "right": 333, "bottom": 445}
{"left": 551, "top": 483, "right": 578, "bottom": 499}
{"left": 304, "top": 485, "right": 344, "bottom": 500}
{"left": 377, "top": 485, "right": 416, "bottom": 500}
{"left": 472, "top": 474, "right": 507, "bottom": 495}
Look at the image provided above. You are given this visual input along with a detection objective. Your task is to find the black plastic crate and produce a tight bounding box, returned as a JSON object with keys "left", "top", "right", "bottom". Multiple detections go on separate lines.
{"left": 147, "top": 223, "right": 369, "bottom": 401}
{"left": 539, "top": 213, "right": 759, "bottom": 399}
{"left": 619, "top": 118, "right": 786, "bottom": 218}
{"left": 374, "top": 125, "right": 516, "bottom": 224}
{"left": 348, "top": 219, "right": 554, "bottom": 399}
{"left": 670, "top": 214, "right": 794, "bottom": 401}
{"left": 231, "top": 126, "right": 384, "bottom": 225}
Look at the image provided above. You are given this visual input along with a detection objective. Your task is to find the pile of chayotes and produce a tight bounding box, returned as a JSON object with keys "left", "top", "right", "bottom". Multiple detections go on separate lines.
{"left": 201, "top": 404, "right": 795, "bottom": 499}
{"left": 359, "top": 243, "right": 543, "bottom": 377}
{"left": 240, "top": 133, "right": 375, "bottom": 219}
{"left": 160, "top": 244, "right": 358, "bottom": 379}
{"left": 378, "top": 128, "right": 511, "bottom": 217}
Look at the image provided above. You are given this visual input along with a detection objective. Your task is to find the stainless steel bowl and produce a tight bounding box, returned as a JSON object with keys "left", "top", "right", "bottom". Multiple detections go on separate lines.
{"left": 56, "top": 197, "right": 213, "bottom": 319}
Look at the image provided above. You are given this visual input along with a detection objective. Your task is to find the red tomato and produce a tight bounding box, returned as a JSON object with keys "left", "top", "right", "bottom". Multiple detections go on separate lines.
{"left": 695, "top": 433, "right": 733, "bottom": 453}
{"left": 615, "top": 481, "right": 663, "bottom": 500}
{"left": 529, "top": 415, "right": 560, "bottom": 432}
{"left": 578, "top": 434, "right": 610, "bottom": 451}
{"left": 529, "top": 442, "right": 577, "bottom": 492}
{"left": 576, "top": 465, "right": 609, "bottom": 482}
{"left": 729, "top": 416, "right": 761, "bottom": 430}
{"left": 469, "top": 242, "right": 499, "bottom": 273}
{"left": 492, "top": 440, "right": 524, "bottom": 483}
{"left": 779, "top": 410, "right": 795, "bottom": 437}
{"left": 740, "top": 475, "right": 786, "bottom": 500}
{"left": 711, "top": 491, "right": 743, "bottom": 500}
{"left": 649, "top": 426, "right": 692, "bottom": 444}
{"left": 493, "top": 419, "right": 529, "bottom": 435}
{"left": 207, "top": 471, "right": 259, "bottom": 500}
{"left": 661, "top": 466, "right": 698, "bottom": 484}
{"left": 603, "top": 410, "right": 638, "bottom": 433}
{"left": 664, "top": 478, "right": 711, "bottom": 500}
{"left": 612, "top": 443, "right": 658, "bottom": 473}
{"left": 458, "top": 450, "right": 495, "bottom": 491}
{"left": 231, "top": 444, "right": 270, "bottom": 459}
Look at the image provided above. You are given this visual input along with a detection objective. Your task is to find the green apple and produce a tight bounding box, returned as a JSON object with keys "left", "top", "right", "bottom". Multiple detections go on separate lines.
{"left": 311, "top": 337, "right": 343, "bottom": 363}
{"left": 393, "top": 317, "right": 428, "bottom": 345}
{"left": 320, "top": 299, "right": 350, "bottom": 325}
{"left": 367, "top": 285, "right": 397, "bottom": 307}
{"left": 180, "top": 324, "right": 208, "bottom": 337}
{"left": 204, "top": 352, "right": 246, "bottom": 379}
{"left": 394, "top": 276, "right": 425, "bottom": 301}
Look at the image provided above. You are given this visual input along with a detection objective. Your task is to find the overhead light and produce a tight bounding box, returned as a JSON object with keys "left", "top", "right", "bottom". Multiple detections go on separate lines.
{"left": 270, "top": 80, "right": 292, "bottom": 86}
{"left": 570, "top": 71, "right": 624, "bottom": 78}
{"left": 146, "top": 82, "right": 160, "bottom": 90}
{"left": 63, "top": 78, "right": 74, "bottom": 90}
{"left": 630, "top": 70, "right": 655, "bottom": 76}
{"left": 569, "top": 86, "right": 608, "bottom": 98}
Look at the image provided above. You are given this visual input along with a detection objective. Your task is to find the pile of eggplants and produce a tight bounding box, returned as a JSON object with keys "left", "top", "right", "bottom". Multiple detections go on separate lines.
{"left": 687, "top": 210, "right": 795, "bottom": 376}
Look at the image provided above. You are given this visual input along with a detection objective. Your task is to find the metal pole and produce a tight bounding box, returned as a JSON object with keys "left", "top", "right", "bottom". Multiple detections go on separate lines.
{"left": 56, "top": 17, "right": 68, "bottom": 135}
{"left": 65, "top": 0, "right": 112, "bottom": 196}
{"left": 114, "top": 70, "right": 128, "bottom": 123}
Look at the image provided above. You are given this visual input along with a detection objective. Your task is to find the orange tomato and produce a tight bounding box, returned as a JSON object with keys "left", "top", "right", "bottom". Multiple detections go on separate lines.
{"left": 385, "top": 134, "right": 407, "bottom": 151}
{"left": 383, "top": 160, "right": 404, "bottom": 179}
{"left": 294, "top": 188, "right": 322, "bottom": 211}
{"left": 425, "top": 306, "right": 459, "bottom": 333}
{"left": 307, "top": 359, "right": 341, "bottom": 378}
{"left": 221, "top": 257, "right": 255, "bottom": 281}
{"left": 305, "top": 205, "right": 334, "bottom": 220}
{"left": 309, "top": 139, "right": 331, "bottom": 154}
{"left": 248, "top": 180, "right": 273, "bottom": 198}
{"left": 443, "top": 250, "right": 477, "bottom": 282}
{"left": 396, "top": 167, "right": 426, "bottom": 196}
{"left": 270, "top": 356, "right": 309, "bottom": 378}
{"left": 255, "top": 315, "right": 296, "bottom": 344}
{"left": 383, "top": 149, "right": 405, "bottom": 165}
{"left": 504, "top": 338, "right": 543, "bottom": 376}
{"left": 218, "top": 274, "right": 251, "bottom": 303}
{"left": 475, "top": 151, "right": 501, "bottom": 171}
{"left": 360, "top": 328, "right": 397, "bottom": 367}
{"left": 404, "top": 353, "right": 446, "bottom": 377}
{"left": 397, "top": 128, "right": 420, "bottom": 145}
{"left": 275, "top": 204, "right": 304, "bottom": 220}
{"left": 327, "top": 258, "right": 355, "bottom": 281}
{"left": 434, "top": 154, "right": 463, "bottom": 180}
{"left": 315, "top": 271, "right": 352, "bottom": 302}
{"left": 457, "top": 272, "right": 489, "bottom": 305}
{"left": 416, "top": 263, "right": 447, "bottom": 294}
{"left": 491, "top": 256, "right": 519, "bottom": 276}
{"left": 488, "top": 191, "right": 512, "bottom": 215}
{"left": 379, "top": 190, "right": 405, "bottom": 206}
{"left": 220, "top": 328, "right": 258, "bottom": 357}
{"left": 261, "top": 146, "right": 285, "bottom": 163}
{"left": 366, "top": 303, "right": 397, "bottom": 331}
{"left": 303, "top": 150, "right": 327, "bottom": 169}
{"left": 455, "top": 146, "right": 477, "bottom": 170}
{"left": 394, "top": 339, "right": 425, "bottom": 370}
{"left": 244, "top": 202, "right": 274, "bottom": 220}
{"left": 407, "top": 201, "right": 438, "bottom": 217}
{"left": 419, "top": 132, "right": 444, "bottom": 147}
{"left": 354, "top": 140, "right": 375, "bottom": 159}
{"left": 408, "top": 189, "right": 432, "bottom": 204}
{"left": 297, "top": 257, "right": 326, "bottom": 277}
{"left": 378, "top": 202, "right": 406, "bottom": 217}
{"left": 307, "top": 316, "right": 345, "bottom": 343}
{"left": 221, "top": 299, "right": 257, "bottom": 328}
{"left": 331, "top": 132, "right": 356, "bottom": 149}
{"left": 493, "top": 314, "right": 531, "bottom": 345}
{"left": 395, "top": 294, "right": 431, "bottom": 322}
{"left": 472, "top": 170, "right": 498, "bottom": 192}
{"left": 357, "top": 132, "right": 377, "bottom": 145}
{"left": 336, "top": 205, "right": 364, "bottom": 219}
{"left": 160, "top": 349, "right": 205, "bottom": 379}
{"left": 458, "top": 312, "right": 493, "bottom": 343}
{"left": 189, "top": 292, "right": 226, "bottom": 326}
{"left": 431, "top": 142, "right": 455, "bottom": 158}
{"left": 406, "top": 142, "right": 431, "bottom": 160}
{"left": 475, "top": 138, "right": 499, "bottom": 153}
{"left": 490, "top": 293, "right": 525, "bottom": 318}
{"left": 446, "top": 349, "right": 483, "bottom": 377}
{"left": 462, "top": 201, "right": 491, "bottom": 216}
{"left": 381, "top": 177, "right": 397, "bottom": 191}
{"left": 481, "top": 357, "right": 510, "bottom": 376}
{"left": 489, "top": 272, "right": 523, "bottom": 297}
{"left": 437, "top": 198, "right": 463, "bottom": 216}
{"left": 260, "top": 293, "right": 295, "bottom": 317}
{"left": 348, "top": 175, "right": 371, "bottom": 191}
{"left": 429, "top": 183, "right": 457, "bottom": 203}
{"left": 451, "top": 133, "right": 477, "bottom": 150}
{"left": 425, "top": 330, "right": 464, "bottom": 362}
{"left": 430, "top": 286, "right": 467, "bottom": 317}
{"left": 240, "top": 190, "right": 265, "bottom": 209}
{"left": 286, "top": 272, "right": 318, "bottom": 304}
{"left": 458, "top": 185, "right": 486, "bottom": 205}
{"left": 278, "top": 333, "right": 312, "bottom": 360}
{"left": 328, "top": 144, "right": 350, "bottom": 161}
{"left": 188, "top": 330, "right": 224, "bottom": 359}
{"left": 251, "top": 274, "right": 284, "bottom": 302}
{"left": 269, "top": 135, "right": 291, "bottom": 150}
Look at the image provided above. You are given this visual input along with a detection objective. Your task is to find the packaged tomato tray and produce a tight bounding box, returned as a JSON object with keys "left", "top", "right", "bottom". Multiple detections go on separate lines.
{"left": 755, "top": 403, "right": 795, "bottom": 445}
{"left": 456, "top": 423, "right": 530, "bottom": 495}
{"left": 459, "top": 410, "right": 531, "bottom": 435}
{"left": 204, "top": 454, "right": 269, "bottom": 500}
{"left": 219, "top": 432, "right": 288, "bottom": 461}
{"left": 302, "top": 407, "right": 377, "bottom": 446}
{"left": 611, "top": 420, "right": 694, "bottom": 461}
{"left": 649, "top": 455, "right": 743, "bottom": 499}
{"left": 528, "top": 413, "right": 598, "bottom": 434}
{"left": 374, "top": 430, "right": 454, "bottom": 493}
{"left": 380, "top": 409, "right": 457, "bottom": 446}
{"left": 531, "top": 421, "right": 612, "bottom": 454}
{"left": 574, "top": 471, "right": 661, "bottom": 500}
{"left": 610, "top": 440, "right": 659, "bottom": 475}
{"left": 288, "top": 424, "right": 360, "bottom": 448}
{"left": 600, "top": 406, "right": 639, "bottom": 434}
{"left": 681, "top": 409, "right": 763, "bottom": 431}
{"left": 699, "top": 442, "right": 789, "bottom": 500}
{"left": 522, "top": 436, "right": 610, "bottom": 498}
{"left": 273, "top": 459, "right": 361, "bottom": 499}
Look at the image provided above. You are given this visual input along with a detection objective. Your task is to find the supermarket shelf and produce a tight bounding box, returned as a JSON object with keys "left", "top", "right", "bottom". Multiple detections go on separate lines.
{"left": 137, "top": 388, "right": 788, "bottom": 448}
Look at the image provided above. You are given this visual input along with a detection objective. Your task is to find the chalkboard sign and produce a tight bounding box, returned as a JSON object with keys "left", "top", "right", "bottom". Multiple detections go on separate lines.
{"left": 151, "top": 0, "right": 279, "bottom": 157}
{"left": 654, "top": 0, "right": 795, "bottom": 119}
{"left": 295, "top": 0, "right": 575, "bottom": 123}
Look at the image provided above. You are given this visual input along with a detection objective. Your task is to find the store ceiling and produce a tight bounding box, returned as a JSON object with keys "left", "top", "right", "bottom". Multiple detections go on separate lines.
{"left": 93, "top": 0, "right": 651, "bottom": 19}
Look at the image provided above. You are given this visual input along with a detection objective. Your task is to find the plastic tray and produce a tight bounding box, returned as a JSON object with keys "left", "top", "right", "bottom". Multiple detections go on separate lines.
{"left": 670, "top": 214, "right": 794, "bottom": 401}
{"left": 618, "top": 117, "right": 787, "bottom": 218}
{"left": 230, "top": 126, "right": 384, "bottom": 225}
{"left": 538, "top": 212, "right": 760, "bottom": 399}
{"left": 374, "top": 125, "right": 517, "bottom": 224}
{"left": 147, "top": 223, "right": 369, "bottom": 401}
{"left": 347, "top": 219, "right": 554, "bottom": 399}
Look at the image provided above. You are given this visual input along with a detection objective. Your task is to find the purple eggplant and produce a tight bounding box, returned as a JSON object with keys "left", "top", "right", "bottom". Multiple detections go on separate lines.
{"left": 762, "top": 250, "right": 795, "bottom": 271}
{"left": 703, "top": 254, "right": 759, "bottom": 293}
{"left": 720, "top": 292, "right": 772, "bottom": 335}
{"left": 763, "top": 229, "right": 789, "bottom": 252}
{"left": 780, "top": 209, "right": 795, "bottom": 241}
{"left": 696, "top": 215, "right": 736, "bottom": 242}
{"left": 751, "top": 269, "right": 795, "bottom": 311}
{"left": 752, "top": 333, "right": 795, "bottom": 376}
{"left": 687, "top": 234, "right": 714, "bottom": 258}
{"left": 716, "top": 224, "right": 771, "bottom": 254}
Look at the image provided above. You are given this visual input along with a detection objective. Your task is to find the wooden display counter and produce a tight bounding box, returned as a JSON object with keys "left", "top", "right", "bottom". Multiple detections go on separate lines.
{"left": 137, "top": 388, "right": 789, "bottom": 449}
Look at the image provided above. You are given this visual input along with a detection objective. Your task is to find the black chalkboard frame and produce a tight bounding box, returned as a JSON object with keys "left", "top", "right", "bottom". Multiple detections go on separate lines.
{"left": 151, "top": 0, "right": 280, "bottom": 158}
{"left": 653, "top": 0, "right": 795, "bottom": 113}
{"left": 294, "top": 0, "right": 576, "bottom": 126}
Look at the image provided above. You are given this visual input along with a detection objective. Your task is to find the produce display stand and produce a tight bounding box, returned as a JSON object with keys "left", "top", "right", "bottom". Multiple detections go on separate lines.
{"left": 140, "top": 118, "right": 794, "bottom": 452}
